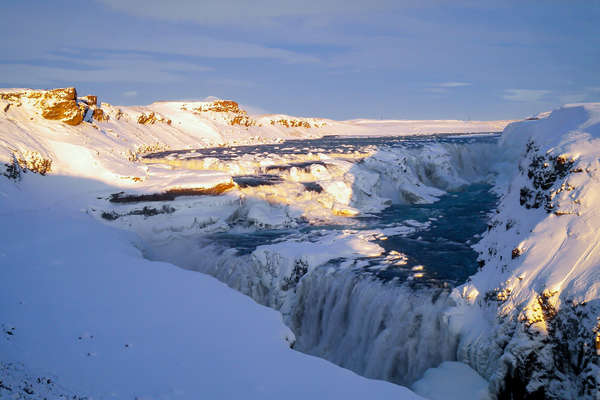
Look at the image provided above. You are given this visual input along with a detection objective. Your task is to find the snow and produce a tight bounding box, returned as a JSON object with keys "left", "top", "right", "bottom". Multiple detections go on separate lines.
{"left": 2, "top": 87, "right": 599, "bottom": 398}
{"left": 340, "top": 119, "right": 512, "bottom": 136}
{"left": 449, "top": 103, "right": 600, "bottom": 397}
{"left": 412, "top": 362, "right": 490, "bottom": 400}
{"left": 0, "top": 173, "right": 422, "bottom": 399}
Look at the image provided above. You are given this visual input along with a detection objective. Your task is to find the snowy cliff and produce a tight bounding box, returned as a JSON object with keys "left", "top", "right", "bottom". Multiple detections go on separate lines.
{"left": 452, "top": 104, "right": 600, "bottom": 399}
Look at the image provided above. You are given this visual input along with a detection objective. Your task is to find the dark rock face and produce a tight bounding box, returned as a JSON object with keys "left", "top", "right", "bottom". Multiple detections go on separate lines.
{"left": 496, "top": 301, "right": 600, "bottom": 400}
{"left": 475, "top": 138, "right": 599, "bottom": 399}
{"left": 101, "top": 205, "right": 176, "bottom": 221}
{"left": 519, "top": 140, "right": 578, "bottom": 214}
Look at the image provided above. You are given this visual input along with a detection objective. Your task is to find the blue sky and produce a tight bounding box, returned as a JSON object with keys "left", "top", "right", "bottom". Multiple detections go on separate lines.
{"left": 1, "top": 0, "right": 599, "bottom": 120}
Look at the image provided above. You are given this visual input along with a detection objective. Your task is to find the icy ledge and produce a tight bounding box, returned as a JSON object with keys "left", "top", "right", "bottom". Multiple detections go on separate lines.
{"left": 449, "top": 104, "right": 600, "bottom": 399}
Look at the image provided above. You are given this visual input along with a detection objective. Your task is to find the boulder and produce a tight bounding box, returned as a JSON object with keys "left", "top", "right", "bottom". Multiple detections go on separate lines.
{"left": 39, "top": 87, "right": 84, "bottom": 126}
{"left": 92, "top": 108, "right": 110, "bottom": 122}
{"left": 79, "top": 95, "right": 98, "bottom": 106}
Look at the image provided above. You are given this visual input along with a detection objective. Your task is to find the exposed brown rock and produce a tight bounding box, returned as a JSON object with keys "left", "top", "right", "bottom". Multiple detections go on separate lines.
{"left": 270, "top": 119, "right": 312, "bottom": 128}
{"left": 79, "top": 95, "right": 98, "bottom": 106}
{"left": 137, "top": 112, "right": 171, "bottom": 125}
{"left": 0, "top": 88, "right": 89, "bottom": 125}
{"left": 39, "top": 87, "right": 84, "bottom": 126}
{"left": 230, "top": 115, "right": 255, "bottom": 127}
{"left": 188, "top": 99, "right": 266, "bottom": 127}
{"left": 195, "top": 100, "right": 245, "bottom": 114}
{"left": 92, "top": 108, "right": 110, "bottom": 122}
{"left": 108, "top": 182, "right": 235, "bottom": 203}
{"left": 48, "top": 87, "right": 77, "bottom": 101}
{"left": 41, "top": 101, "right": 84, "bottom": 125}
{"left": 114, "top": 108, "right": 127, "bottom": 120}
{"left": 0, "top": 92, "right": 24, "bottom": 102}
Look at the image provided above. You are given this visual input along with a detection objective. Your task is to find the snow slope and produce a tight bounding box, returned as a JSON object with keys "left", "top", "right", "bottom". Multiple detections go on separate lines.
{"left": 0, "top": 173, "right": 423, "bottom": 399}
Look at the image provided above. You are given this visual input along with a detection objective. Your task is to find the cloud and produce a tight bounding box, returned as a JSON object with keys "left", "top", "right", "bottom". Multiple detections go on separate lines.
{"left": 423, "top": 81, "right": 471, "bottom": 94}
{"left": 559, "top": 93, "right": 588, "bottom": 104}
{"left": 438, "top": 82, "right": 471, "bottom": 88}
{"left": 0, "top": 54, "right": 214, "bottom": 85}
{"left": 503, "top": 89, "right": 550, "bottom": 102}
{"left": 123, "top": 90, "right": 138, "bottom": 97}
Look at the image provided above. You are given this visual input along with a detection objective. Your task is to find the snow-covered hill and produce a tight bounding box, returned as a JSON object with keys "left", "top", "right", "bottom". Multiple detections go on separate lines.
{"left": 0, "top": 87, "right": 509, "bottom": 190}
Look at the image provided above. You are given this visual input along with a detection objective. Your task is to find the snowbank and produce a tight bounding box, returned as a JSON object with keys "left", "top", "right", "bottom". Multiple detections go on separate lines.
{"left": 0, "top": 173, "right": 422, "bottom": 399}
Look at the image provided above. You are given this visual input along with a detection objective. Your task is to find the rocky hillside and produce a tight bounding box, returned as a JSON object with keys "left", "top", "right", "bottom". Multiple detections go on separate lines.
{"left": 452, "top": 104, "right": 600, "bottom": 399}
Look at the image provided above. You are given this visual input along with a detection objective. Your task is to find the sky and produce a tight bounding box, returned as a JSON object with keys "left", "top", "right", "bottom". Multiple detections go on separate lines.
{"left": 0, "top": 0, "right": 599, "bottom": 120}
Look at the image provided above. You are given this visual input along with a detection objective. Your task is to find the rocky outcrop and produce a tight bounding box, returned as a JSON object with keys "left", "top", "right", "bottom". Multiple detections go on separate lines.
{"left": 3, "top": 151, "right": 52, "bottom": 179}
{"left": 108, "top": 182, "right": 235, "bottom": 203}
{"left": 79, "top": 95, "right": 98, "bottom": 106}
{"left": 186, "top": 99, "right": 325, "bottom": 129}
{"left": 92, "top": 108, "right": 110, "bottom": 122}
{"left": 137, "top": 112, "right": 171, "bottom": 125}
{"left": 0, "top": 88, "right": 116, "bottom": 126}
{"left": 462, "top": 106, "right": 600, "bottom": 399}
{"left": 194, "top": 100, "right": 245, "bottom": 114}
{"left": 114, "top": 108, "right": 127, "bottom": 120}
{"left": 270, "top": 119, "right": 312, "bottom": 128}
{"left": 39, "top": 88, "right": 85, "bottom": 126}
{"left": 230, "top": 115, "right": 256, "bottom": 127}
{"left": 0, "top": 88, "right": 86, "bottom": 125}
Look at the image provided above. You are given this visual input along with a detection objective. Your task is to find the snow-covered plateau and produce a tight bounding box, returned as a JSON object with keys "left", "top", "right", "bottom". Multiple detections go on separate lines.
{"left": 0, "top": 88, "right": 598, "bottom": 399}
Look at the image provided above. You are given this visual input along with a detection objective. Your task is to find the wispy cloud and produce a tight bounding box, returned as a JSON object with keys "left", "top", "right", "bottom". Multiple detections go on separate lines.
{"left": 123, "top": 90, "right": 138, "bottom": 97}
{"left": 438, "top": 82, "right": 471, "bottom": 88}
{"left": 424, "top": 87, "right": 448, "bottom": 94}
{"left": 559, "top": 93, "right": 588, "bottom": 104}
{"left": 0, "top": 53, "right": 213, "bottom": 85}
{"left": 503, "top": 89, "right": 550, "bottom": 102}
{"left": 423, "top": 81, "right": 471, "bottom": 94}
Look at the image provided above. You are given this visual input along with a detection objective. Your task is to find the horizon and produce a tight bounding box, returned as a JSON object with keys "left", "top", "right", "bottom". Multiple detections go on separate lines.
{"left": 1, "top": 0, "right": 599, "bottom": 121}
